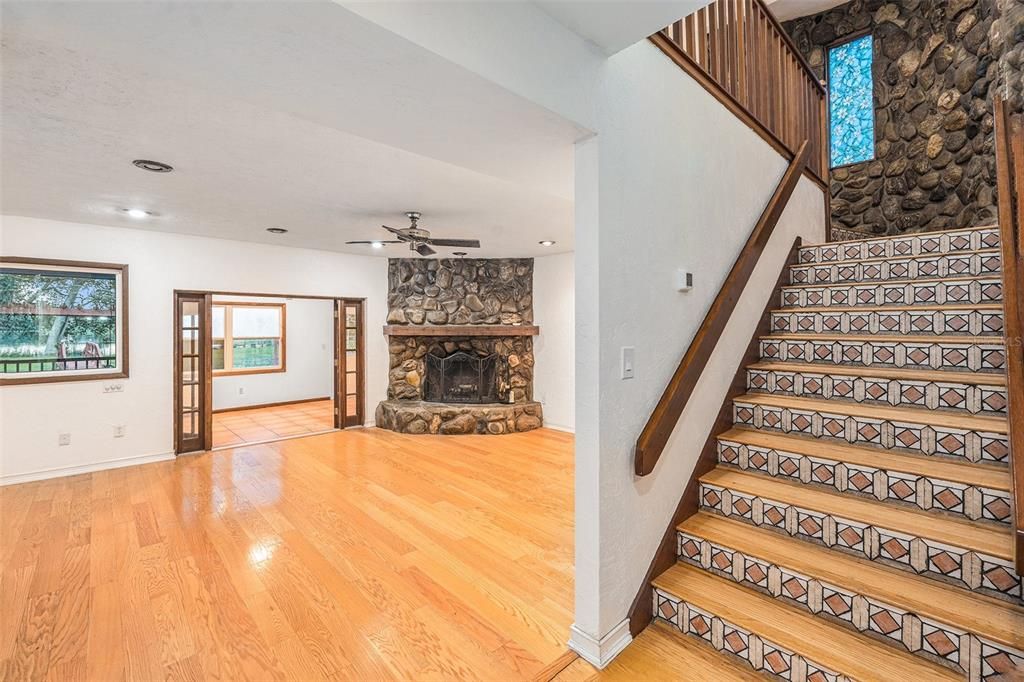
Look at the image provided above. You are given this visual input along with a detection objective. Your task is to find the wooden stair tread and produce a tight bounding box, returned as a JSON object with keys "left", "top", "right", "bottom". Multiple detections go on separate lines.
{"left": 700, "top": 468, "right": 1014, "bottom": 560}
{"left": 747, "top": 361, "right": 1007, "bottom": 385}
{"left": 782, "top": 274, "right": 999, "bottom": 289}
{"left": 761, "top": 333, "right": 1002, "bottom": 343}
{"left": 773, "top": 303, "right": 1003, "bottom": 312}
{"left": 735, "top": 392, "right": 1009, "bottom": 432}
{"left": 793, "top": 247, "right": 1000, "bottom": 267}
{"left": 653, "top": 563, "right": 962, "bottom": 681}
{"left": 678, "top": 512, "right": 1024, "bottom": 651}
{"left": 719, "top": 427, "right": 1011, "bottom": 490}
{"left": 595, "top": 621, "right": 765, "bottom": 681}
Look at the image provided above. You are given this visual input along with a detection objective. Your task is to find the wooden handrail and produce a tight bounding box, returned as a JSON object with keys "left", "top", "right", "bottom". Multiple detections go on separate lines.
{"left": 634, "top": 140, "right": 810, "bottom": 476}
{"left": 994, "top": 97, "right": 1024, "bottom": 575}
{"left": 658, "top": 0, "right": 828, "bottom": 183}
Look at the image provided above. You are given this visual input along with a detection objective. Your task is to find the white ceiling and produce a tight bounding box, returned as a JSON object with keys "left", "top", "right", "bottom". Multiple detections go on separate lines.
{"left": 764, "top": 0, "right": 849, "bottom": 22}
{"left": 1, "top": 1, "right": 586, "bottom": 257}
{"left": 533, "top": 1, "right": 711, "bottom": 54}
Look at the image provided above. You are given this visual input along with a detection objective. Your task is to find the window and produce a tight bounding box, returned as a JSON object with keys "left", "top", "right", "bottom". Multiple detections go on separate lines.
{"left": 828, "top": 33, "right": 874, "bottom": 168}
{"left": 212, "top": 302, "right": 285, "bottom": 375}
{"left": 0, "top": 258, "right": 128, "bottom": 384}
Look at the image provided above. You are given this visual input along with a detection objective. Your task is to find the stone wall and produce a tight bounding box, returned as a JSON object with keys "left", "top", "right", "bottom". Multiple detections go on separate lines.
{"left": 783, "top": 0, "right": 1022, "bottom": 236}
{"left": 380, "top": 257, "right": 542, "bottom": 434}
{"left": 386, "top": 258, "right": 533, "bottom": 326}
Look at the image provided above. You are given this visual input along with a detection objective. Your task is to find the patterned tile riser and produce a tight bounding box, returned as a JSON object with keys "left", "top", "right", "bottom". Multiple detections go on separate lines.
{"left": 789, "top": 251, "right": 1001, "bottom": 285}
{"left": 716, "top": 440, "right": 1012, "bottom": 525}
{"left": 769, "top": 309, "right": 1003, "bottom": 336}
{"left": 797, "top": 229, "right": 1000, "bottom": 264}
{"left": 698, "top": 483, "right": 1024, "bottom": 604}
{"left": 746, "top": 369, "right": 1009, "bottom": 416}
{"left": 671, "top": 533, "right": 1024, "bottom": 681}
{"left": 757, "top": 338, "right": 1007, "bottom": 373}
{"left": 732, "top": 401, "right": 1010, "bottom": 465}
{"left": 779, "top": 278, "right": 1003, "bottom": 309}
{"left": 653, "top": 588, "right": 853, "bottom": 682}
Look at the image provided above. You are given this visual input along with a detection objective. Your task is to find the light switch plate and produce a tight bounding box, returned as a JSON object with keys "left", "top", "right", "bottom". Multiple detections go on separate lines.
{"left": 621, "top": 346, "right": 635, "bottom": 380}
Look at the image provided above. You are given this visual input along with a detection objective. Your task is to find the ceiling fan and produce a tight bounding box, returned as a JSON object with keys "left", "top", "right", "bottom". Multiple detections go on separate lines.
{"left": 346, "top": 212, "right": 481, "bottom": 256}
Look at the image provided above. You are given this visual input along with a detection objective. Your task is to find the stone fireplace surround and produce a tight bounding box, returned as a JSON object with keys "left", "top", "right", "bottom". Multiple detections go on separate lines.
{"left": 375, "top": 257, "right": 543, "bottom": 435}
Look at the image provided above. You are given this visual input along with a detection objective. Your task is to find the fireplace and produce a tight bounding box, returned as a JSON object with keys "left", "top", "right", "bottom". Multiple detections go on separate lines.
{"left": 424, "top": 352, "right": 500, "bottom": 404}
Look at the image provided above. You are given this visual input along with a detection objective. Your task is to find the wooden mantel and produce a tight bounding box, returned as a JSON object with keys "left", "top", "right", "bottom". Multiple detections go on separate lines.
{"left": 383, "top": 325, "right": 539, "bottom": 337}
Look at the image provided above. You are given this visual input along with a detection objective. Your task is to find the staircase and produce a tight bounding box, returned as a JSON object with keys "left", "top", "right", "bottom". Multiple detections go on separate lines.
{"left": 649, "top": 225, "right": 1024, "bottom": 681}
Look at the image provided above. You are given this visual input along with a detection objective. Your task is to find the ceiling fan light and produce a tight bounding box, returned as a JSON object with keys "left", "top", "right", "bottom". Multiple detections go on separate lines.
{"left": 538, "top": 240, "right": 556, "bottom": 246}
{"left": 371, "top": 241, "right": 384, "bottom": 248}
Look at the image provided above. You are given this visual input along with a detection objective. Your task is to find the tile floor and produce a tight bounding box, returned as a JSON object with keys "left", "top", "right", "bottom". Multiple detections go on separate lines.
{"left": 212, "top": 398, "right": 336, "bottom": 447}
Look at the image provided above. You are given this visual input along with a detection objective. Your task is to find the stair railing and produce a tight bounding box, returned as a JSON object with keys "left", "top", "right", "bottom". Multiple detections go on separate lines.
{"left": 994, "top": 97, "right": 1024, "bottom": 575}
{"left": 652, "top": 0, "right": 828, "bottom": 185}
{"left": 634, "top": 141, "right": 809, "bottom": 475}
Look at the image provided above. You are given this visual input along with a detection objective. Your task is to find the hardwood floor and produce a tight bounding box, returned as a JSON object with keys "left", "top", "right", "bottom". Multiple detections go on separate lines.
{"left": 212, "top": 398, "right": 336, "bottom": 448}
{"left": 0, "top": 427, "right": 574, "bottom": 680}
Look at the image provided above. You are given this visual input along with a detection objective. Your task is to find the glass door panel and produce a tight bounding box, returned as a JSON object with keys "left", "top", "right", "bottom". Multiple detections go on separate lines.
{"left": 175, "top": 294, "right": 208, "bottom": 453}
{"left": 335, "top": 299, "right": 364, "bottom": 428}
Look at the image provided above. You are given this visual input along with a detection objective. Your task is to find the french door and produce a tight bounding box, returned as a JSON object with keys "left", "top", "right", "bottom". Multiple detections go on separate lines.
{"left": 174, "top": 292, "right": 211, "bottom": 454}
{"left": 335, "top": 299, "right": 364, "bottom": 428}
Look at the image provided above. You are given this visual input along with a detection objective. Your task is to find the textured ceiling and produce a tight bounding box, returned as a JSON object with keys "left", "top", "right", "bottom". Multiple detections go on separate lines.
{"left": 1, "top": 1, "right": 585, "bottom": 257}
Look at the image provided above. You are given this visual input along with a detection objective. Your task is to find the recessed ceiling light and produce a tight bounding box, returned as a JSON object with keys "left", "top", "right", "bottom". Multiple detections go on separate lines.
{"left": 266, "top": 227, "right": 288, "bottom": 234}
{"left": 122, "top": 208, "right": 151, "bottom": 219}
{"left": 371, "top": 241, "right": 384, "bottom": 249}
{"left": 132, "top": 159, "right": 174, "bottom": 173}
{"left": 538, "top": 240, "right": 556, "bottom": 246}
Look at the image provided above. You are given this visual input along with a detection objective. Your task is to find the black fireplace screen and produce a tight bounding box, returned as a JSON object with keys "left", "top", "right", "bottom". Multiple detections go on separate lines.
{"left": 423, "top": 352, "right": 499, "bottom": 404}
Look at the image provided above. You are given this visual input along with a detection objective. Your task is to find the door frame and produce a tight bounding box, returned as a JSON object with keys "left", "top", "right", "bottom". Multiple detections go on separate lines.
{"left": 173, "top": 292, "right": 213, "bottom": 454}
{"left": 172, "top": 289, "right": 367, "bottom": 455}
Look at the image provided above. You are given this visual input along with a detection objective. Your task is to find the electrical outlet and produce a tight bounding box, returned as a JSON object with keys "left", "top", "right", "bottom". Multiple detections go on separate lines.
{"left": 238, "top": 387, "right": 245, "bottom": 395}
{"left": 58, "top": 433, "right": 71, "bottom": 446}
{"left": 113, "top": 425, "right": 126, "bottom": 438}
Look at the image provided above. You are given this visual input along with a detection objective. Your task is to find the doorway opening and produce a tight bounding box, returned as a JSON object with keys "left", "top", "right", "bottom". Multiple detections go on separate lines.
{"left": 173, "top": 290, "right": 364, "bottom": 454}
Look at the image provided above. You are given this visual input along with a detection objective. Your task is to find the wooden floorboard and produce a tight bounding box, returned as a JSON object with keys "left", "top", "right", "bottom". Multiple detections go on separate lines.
{"left": 0, "top": 427, "right": 575, "bottom": 681}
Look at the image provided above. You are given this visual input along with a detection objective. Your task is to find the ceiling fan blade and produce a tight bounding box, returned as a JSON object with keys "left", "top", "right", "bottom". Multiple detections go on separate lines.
{"left": 381, "top": 224, "right": 407, "bottom": 237}
{"left": 345, "top": 240, "right": 403, "bottom": 245}
{"left": 415, "top": 243, "right": 436, "bottom": 256}
{"left": 427, "top": 238, "right": 481, "bottom": 248}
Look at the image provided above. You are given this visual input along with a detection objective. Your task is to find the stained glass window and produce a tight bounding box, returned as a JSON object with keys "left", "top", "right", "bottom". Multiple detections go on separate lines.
{"left": 828, "top": 34, "right": 874, "bottom": 168}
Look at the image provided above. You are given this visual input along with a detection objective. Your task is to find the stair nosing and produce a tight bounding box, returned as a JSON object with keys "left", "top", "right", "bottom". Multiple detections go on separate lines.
{"left": 676, "top": 511, "right": 1024, "bottom": 651}
{"left": 733, "top": 392, "right": 1009, "bottom": 433}
{"left": 718, "top": 426, "right": 1011, "bottom": 491}
{"left": 654, "top": 562, "right": 963, "bottom": 681}
{"left": 699, "top": 467, "right": 1013, "bottom": 560}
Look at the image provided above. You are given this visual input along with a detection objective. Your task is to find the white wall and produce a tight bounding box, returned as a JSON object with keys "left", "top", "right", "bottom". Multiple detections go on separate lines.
{"left": 211, "top": 295, "right": 334, "bottom": 411}
{"left": 338, "top": 5, "right": 826, "bottom": 665}
{"left": 0, "top": 216, "right": 387, "bottom": 484}
{"left": 533, "top": 252, "right": 575, "bottom": 432}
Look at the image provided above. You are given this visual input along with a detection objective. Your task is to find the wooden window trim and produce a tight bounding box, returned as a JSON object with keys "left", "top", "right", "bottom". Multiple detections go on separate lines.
{"left": 0, "top": 256, "right": 129, "bottom": 386}
{"left": 212, "top": 301, "right": 286, "bottom": 377}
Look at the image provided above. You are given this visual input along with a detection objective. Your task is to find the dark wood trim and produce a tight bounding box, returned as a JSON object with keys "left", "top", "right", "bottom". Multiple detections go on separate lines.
{"left": 627, "top": 236, "right": 803, "bottom": 636}
{"left": 758, "top": 0, "right": 826, "bottom": 95}
{"left": 994, "top": 97, "right": 1024, "bottom": 575}
{"left": 649, "top": 33, "right": 826, "bottom": 190}
{"left": 383, "top": 324, "right": 540, "bottom": 337}
{"left": 353, "top": 299, "right": 366, "bottom": 428}
{"left": 634, "top": 140, "right": 810, "bottom": 476}
{"left": 172, "top": 292, "right": 208, "bottom": 455}
{"left": 203, "top": 293, "right": 213, "bottom": 452}
{"left": 212, "top": 396, "right": 331, "bottom": 414}
{"left": 0, "top": 257, "right": 129, "bottom": 386}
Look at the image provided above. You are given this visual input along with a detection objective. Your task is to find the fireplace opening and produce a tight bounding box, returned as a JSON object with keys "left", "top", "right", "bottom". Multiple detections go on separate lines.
{"left": 423, "top": 351, "right": 500, "bottom": 404}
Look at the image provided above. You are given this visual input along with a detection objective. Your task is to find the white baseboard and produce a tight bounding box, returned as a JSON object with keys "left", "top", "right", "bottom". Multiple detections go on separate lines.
{"left": 568, "top": 618, "right": 632, "bottom": 669}
{"left": 543, "top": 422, "right": 575, "bottom": 434}
{"left": 1, "top": 450, "right": 176, "bottom": 486}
